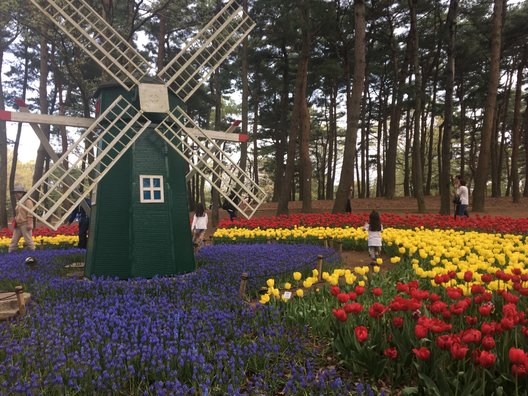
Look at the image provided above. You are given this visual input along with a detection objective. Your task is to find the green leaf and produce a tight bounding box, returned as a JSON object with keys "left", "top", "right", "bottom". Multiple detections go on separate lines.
{"left": 418, "top": 372, "right": 442, "bottom": 396}
{"left": 401, "top": 387, "right": 419, "bottom": 395}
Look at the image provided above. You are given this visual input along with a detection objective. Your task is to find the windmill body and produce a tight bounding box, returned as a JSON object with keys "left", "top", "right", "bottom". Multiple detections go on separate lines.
{"left": 85, "top": 83, "right": 194, "bottom": 278}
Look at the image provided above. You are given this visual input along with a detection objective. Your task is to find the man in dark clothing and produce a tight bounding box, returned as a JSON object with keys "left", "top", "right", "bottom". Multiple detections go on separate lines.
{"left": 67, "top": 198, "right": 91, "bottom": 248}
{"left": 222, "top": 192, "right": 240, "bottom": 221}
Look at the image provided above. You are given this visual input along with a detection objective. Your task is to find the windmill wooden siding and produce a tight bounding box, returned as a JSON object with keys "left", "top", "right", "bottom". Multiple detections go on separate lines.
{"left": 85, "top": 84, "right": 195, "bottom": 278}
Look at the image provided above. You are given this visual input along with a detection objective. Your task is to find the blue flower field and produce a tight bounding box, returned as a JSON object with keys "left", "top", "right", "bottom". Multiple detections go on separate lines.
{"left": 0, "top": 245, "right": 372, "bottom": 395}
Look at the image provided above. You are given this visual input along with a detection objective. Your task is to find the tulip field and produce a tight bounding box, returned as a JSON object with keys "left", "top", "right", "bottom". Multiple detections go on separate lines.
{"left": 1, "top": 212, "right": 528, "bottom": 394}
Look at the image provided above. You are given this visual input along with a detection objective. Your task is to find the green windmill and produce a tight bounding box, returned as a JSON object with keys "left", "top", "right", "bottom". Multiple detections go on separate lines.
{"left": 18, "top": 0, "right": 267, "bottom": 279}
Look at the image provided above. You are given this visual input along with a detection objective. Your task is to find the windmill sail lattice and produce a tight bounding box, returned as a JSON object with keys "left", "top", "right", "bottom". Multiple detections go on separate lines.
{"left": 155, "top": 107, "right": 266, "bottom": 219}
{"left": 158, "top": 0, "right": 255, "bottom": 102}
{"left": 23, "top": 0, "right": 264, "bottom": 229}
{"left": 20, "top": 97, "right": 152, "bottom": 228}
{"left": 30, "top": 0, "right": 151, "bottom": 90}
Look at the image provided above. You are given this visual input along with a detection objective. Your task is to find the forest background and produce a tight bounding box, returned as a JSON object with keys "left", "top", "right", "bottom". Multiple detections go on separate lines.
{"left": 0, "top": 0, "right": 527, "bottom": 229}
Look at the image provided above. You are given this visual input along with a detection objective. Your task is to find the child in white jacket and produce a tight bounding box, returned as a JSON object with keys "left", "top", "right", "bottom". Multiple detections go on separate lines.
{"left": 363, "top": 210, "right": 383, "bottom": 264}
{"left": 191, "top": 203, "right": 208, "bottom": 252}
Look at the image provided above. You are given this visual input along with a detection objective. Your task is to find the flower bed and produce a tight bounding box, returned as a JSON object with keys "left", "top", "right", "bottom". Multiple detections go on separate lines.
{"left": 0, "top": 224, "right": 78, "bottom": 238}
{"left": 0, "top": 245, "right": 362, "bottom": 395}
{"left": 218, "top": 212, "right": 528, "bottom": 235}
{"left": 0, "top": 234, "right": 78, "bottom": 252}
{"left": 256, "top": 224, "right": 528, "bottom": 393}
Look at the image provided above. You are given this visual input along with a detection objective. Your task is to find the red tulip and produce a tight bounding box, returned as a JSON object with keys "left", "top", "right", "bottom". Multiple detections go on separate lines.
{"left": 368, "top": 302, "right": 386, "bottom": 319}
{"left": 332, "top": 308, "right": 348, "bottom": 322}
{"left": 481, "top": 336, "right": 495, "bottom": 350}
{"left": 500, "top": 317, "right": 515, "bottom": 331}
{"left": 477, "top": 351, "right": 496, "bottom": 367}
{"left": 337, "top": 293, "right": 349, "bottom": 304}
{"left": 354, "top": 326, "right": 368, "bottom": 343}
{"left": 414, "top": 324, "right": 428, "bottom": 339}
{"left": 450, "top": 343, "right": 469, "bottom": 360}
{"left": 384, "top": 347, "right": 398, "bottom": 360}
{"left": 478, "top": 303, "right": 493, "bottom": 316}
{"left": 412, "top": 347, "right": 431, "bottom": 360}
{"left": 463, "top": 271, "right": 473, "bottom": 282}
{"left": 446, "top": 287, "right": 463, "bottom": 300}
{"left": 512, "top": 364, "right": 528, "bottom": 377}
{"left": 372, "top": 287, "right": 382, "bottom": 297}
{"left": 330, "top": 286, "right": 340, "bottom": 296}
{"left": 481, "top": 321, "right": 497, "bottom": 336}
{"left": 344, "top": 302, "right": 363, "bottom": 314}
{"left": 461, "top": 329, "right": 482, "bottom": 344}
{"left": 509, "top": 347, "right": 527, "bottom": 365}
{"left": 481, "top": 273, "right": 494, "bottom": 283}
{"left": 355, "top": 286, "right": 365, "bottom": 295}
{"left": 392, "top": 316, "right": 404, "bottom": 328}
{"left": 436, "top": 334, "right": 452, "bottom": 350}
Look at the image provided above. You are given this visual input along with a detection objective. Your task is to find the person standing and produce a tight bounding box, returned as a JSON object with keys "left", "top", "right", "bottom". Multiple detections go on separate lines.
{"left": 9, "top": 185, "right": 36, "bottom": 253}
{"left": 191, "top": 202, "right": 208, "bottom": 252}
{"left": 363, "top": 210, "right": 383, "bottom": 265}
{"left": 67, "top": 198, "right": 91, "bottom": 249}
{"left": 452, "top": 175, "right": 469, "bottom": 218}
{"left": 456, "top": 179, "right": 469, "bottom": 218}
{"left": 222, "top": 192, "right": 239, "bottom": 221}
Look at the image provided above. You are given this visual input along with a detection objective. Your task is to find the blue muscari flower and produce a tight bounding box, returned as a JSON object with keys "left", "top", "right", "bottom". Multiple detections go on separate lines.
{"left": 0, "top": 244, "right": 352, "bottom": 394}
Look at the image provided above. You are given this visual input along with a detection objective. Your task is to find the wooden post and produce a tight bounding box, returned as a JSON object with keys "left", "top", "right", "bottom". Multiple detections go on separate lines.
{"left": 40, "top": 239, "right": 44, "bottom": 250}
{"left": 239, "top": 272, "right": 248, "bottom": 299}
{"left": 337, "top": 240, "right": 343, "bottom": 254}
{"left": 14, "top": 286, "right": 26, "bottom": 316}
{"left": 267, "top": 238, "right": 271, "bottom": 244}
{"left": 323, "top": 239, "right": 328, "bottom": 248}
{"left": 317, "top": 255, "right": 323, "bottom": 282}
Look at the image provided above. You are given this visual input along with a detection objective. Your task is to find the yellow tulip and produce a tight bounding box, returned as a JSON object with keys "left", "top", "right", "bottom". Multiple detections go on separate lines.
{"left": 259, "top": 294, "right": 270, "bottom": 304}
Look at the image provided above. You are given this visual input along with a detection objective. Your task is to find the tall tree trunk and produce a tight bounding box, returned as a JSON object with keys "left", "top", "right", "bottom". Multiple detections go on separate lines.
{"left": 403, "top": 109, "right": 411, "bottom": 196}
{"left": 440, "top": 0, "right": 458, "bottom": 215}
{"left": 272, "top": 43, "right": 290, "bottom": 202}
{"left": 472, "top": 0, "right": 504, "bottom": 211}
{"left": 325, "top": 80, "right": 337, "bottom": 200}
{"left": 32, "top": 34, "right": 51, "bottom": 202}
{"left": 457, "top": 77, "right": 467, "bottom": 178}
{"left": 384, "top": 11, "right": 410, "bottom": 199}
{"left": 277, "top": 0, "right": 312, "bottom": 215}
{"left": 239, "top": 0, "right": 249, "bottom": 177}
{"left": 210, "top": 69, "right": 222, "bottom": 226}
{"left": 523, "top": 96, "right": 528, "bottom": 197}
{"left": 408, "top": 0, "right": 425, "bottom": 212}
{"left": 252, "top": 74, "right": 261, "bottom": 189}
{"left": 298, "top": 3, "right": 312, "bottom": 213}
{"left": 492, "top": 68, "right": 512, "bottom": 197}
{"left": 510, "top": 55, "right": 525, "bottom": 203}
{"left": 333, "top": 0, "right": 366, "bottom": 213}
{"left": 0, "top": 49, "right": 7, "bottom": 227}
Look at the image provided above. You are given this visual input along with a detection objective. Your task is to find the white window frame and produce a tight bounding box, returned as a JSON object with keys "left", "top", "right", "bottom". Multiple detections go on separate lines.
{"left": 139, "top": 175, "right": 164, "bottom": 203}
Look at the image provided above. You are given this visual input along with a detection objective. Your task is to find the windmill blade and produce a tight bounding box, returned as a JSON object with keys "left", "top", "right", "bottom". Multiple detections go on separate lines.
{"left": 18, "top": 96, "right": 151, "bottom": 229}
{"left": 154, "top": 107, "right": 266, "bottom": 219}
{"left": 185, "top": 120, "right": 245, "bottom": 181}
{"left": 158, "top": 0, "right": 255, "bottom": 102}
{"left": 30, "top": 0, "right": 151, "bottom": 90}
